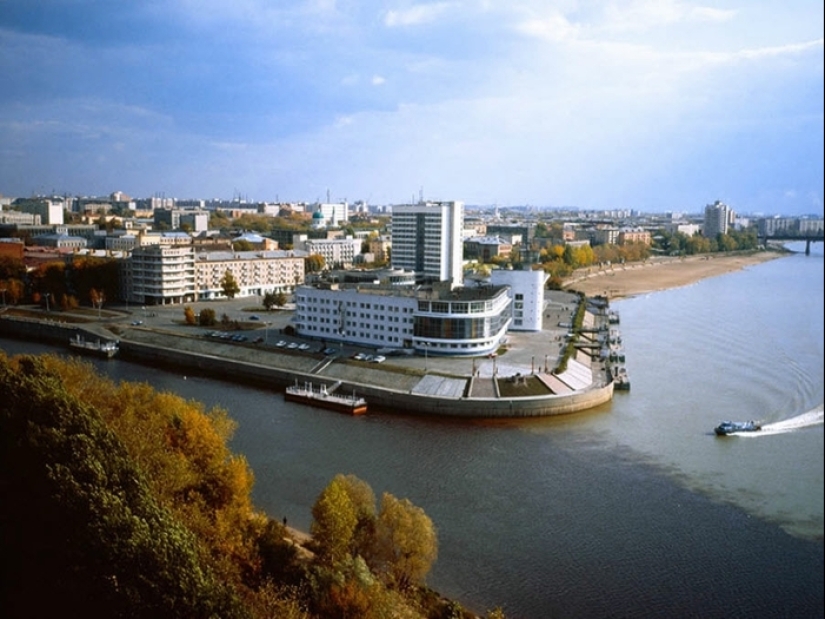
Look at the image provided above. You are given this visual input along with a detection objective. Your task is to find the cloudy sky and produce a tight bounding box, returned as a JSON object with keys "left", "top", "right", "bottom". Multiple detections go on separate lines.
{"left": 1, "top": 1, "right": 822, "bottom": 215}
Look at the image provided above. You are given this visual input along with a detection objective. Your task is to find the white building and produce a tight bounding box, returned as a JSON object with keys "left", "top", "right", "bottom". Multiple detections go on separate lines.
{"left": 195, "top": 250, "right": 306, "bottom": 299}
{"left": 19, "top": 199, "right": 64, "bottom": 225}
{"left": 128, "top": 245, "right": 197, "bottom": 305}
{"left": 491, "top": 269, "right": 547, "bottom": 331}
{"left": 293, "top": 234, "right": 362, "bottom": 268}
{"left": 390, "top": 200, "right": 464, "bottom": 287}
{"left": 293, "top": 281, "right": 511, "bottom": 356}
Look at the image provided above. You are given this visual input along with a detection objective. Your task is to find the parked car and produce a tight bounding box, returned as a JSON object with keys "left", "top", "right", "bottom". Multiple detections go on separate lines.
{"left": 352, "top": 353, "right": 366, "bottom": 360}
{"left": 249, "top": 315, "right": 260, "bottom": 320}
{"left": 287, "top": 342, "right": 298, "bottom": 349}
{"left": 275, "top": 340, "right": 287, "bottom": 347}
{"left": 372, "top": 355, "right": 386, "bottom": 363}
{"left": 323, "top": 347, "right": 339, "bottom": 356}
{"left": 298, "top": 343, "right": 310, "bottom": 350}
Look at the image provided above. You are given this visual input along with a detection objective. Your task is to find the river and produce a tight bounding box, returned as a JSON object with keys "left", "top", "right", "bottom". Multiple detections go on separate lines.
{"left": 2, "top": 243, "right": 822, "bottom": 618}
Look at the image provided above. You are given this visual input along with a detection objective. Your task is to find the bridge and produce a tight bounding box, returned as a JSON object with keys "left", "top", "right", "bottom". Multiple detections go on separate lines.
{"left": 760, "top": 231, "right": 825, "bottom": 255}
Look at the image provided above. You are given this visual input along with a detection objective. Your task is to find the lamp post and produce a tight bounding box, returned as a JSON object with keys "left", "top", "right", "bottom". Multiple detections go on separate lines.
{"left": 423, "top": 342, "right": 428, "bottom": 372}
{"left": 44, "top": 292, "right": 50, "bottom": 312}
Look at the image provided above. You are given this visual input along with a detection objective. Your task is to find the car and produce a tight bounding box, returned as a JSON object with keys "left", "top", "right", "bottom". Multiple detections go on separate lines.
{"left": 275, "top": 340, "right": 287, "bottom": 347}
{"left": 371, "top": 355, "right": 386, "bottom": 363}
{"left": 131, "top": 320, "right": 143, "bottom": 326}
{"left": 352, "top": 353, "right": 366, "bottom": 360}
{"left": 298, "top": 343, "right": 310, "bottom": 350}
{"left": 249, "top": 315, "right": 260, "bottom": 320}
{"left": 323, "top": 347, "right": 339, "bottom": 356}
{"left": 362, "top": 354, "right": 374, "bottom": 362}
{"left": 287, "top": 342, "right": 298, "bottom": 349}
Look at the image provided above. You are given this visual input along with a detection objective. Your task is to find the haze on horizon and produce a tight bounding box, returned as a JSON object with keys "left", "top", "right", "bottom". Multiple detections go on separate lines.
{"left": 1, "top": 1, "right": 822, "bottom": 216}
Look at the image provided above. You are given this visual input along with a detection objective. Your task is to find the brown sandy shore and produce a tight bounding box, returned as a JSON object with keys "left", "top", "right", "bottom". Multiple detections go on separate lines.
{"left": 562, "top": 250, "right": 787, "bottom": 300}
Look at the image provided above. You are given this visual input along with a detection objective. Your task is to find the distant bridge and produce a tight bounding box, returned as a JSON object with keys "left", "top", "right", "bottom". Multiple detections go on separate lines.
{"left": 760, "top": 231, "right": 825, "bottom": 255}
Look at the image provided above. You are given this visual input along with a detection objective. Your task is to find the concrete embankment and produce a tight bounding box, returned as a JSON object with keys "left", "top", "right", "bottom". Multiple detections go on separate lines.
{"left": 1, "top": 315, "right": 614, "bottom": 418}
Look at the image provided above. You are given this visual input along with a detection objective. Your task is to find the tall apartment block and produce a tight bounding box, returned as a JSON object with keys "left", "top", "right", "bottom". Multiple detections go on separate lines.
{"left": 703, "top": 200, "right": 732, "bottom": 238}
{"left": 390, "top": 200, "right": 464, "bottom": 287}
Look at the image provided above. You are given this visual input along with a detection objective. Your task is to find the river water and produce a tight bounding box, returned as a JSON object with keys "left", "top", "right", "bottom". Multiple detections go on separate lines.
{"left": 2, "top": 243, "right": 822, "bottom": 618}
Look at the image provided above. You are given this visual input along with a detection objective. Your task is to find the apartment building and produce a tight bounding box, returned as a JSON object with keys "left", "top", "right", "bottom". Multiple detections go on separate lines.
{"left": 128, "top": 245, "right": 197, "bottom": 305}
{"left": 704, "top": 200, "right": 733, "bottom": 238}
{"left": 195, "top": 250, "right": 306, "bottom": 299}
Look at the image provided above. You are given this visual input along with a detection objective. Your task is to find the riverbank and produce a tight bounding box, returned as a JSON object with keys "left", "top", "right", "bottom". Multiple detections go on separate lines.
{"left": 563, "top": 250, "right": 786, "bottom": 300}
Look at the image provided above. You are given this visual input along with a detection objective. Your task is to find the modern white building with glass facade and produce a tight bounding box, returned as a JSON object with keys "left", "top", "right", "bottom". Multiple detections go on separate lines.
{"left": 293, "top": 281, "right": 512, "bottom": 356}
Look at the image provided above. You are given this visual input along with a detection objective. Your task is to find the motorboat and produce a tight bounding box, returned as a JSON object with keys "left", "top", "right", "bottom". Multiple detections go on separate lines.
{"left": 714, "top": 420, "right": 761, "bottom": 436}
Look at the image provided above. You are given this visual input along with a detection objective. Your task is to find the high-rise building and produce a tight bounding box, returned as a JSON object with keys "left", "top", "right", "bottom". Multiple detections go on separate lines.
{"left": 703, "top": 200, "right": 732, "bottom": 238}
{"left": 390, "top": 200, "right": 464, "bottom": 287}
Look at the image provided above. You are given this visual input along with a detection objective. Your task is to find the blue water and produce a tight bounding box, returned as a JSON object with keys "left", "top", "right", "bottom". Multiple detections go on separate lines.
{"left": 2, "top": 244, "right": 822, "bottom": 618}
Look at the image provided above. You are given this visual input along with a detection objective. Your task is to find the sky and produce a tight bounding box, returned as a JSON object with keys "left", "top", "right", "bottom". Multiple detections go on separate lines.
{"left": 0, "top": 1, "right": 822, "bottom": 215}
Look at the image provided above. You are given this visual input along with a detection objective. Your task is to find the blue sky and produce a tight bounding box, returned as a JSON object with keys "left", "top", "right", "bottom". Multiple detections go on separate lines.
{"left": 1, "top": 1, "right": 822, "bottom": 215}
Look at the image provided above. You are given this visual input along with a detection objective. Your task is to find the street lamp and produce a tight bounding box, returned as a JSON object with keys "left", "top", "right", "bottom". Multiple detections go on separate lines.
{"left": 44, "top": 292, "right": 50, "bottom": 312}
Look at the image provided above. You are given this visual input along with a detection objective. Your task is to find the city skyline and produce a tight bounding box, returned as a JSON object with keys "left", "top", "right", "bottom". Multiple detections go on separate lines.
{"left": 1, "top": 1, "right": 822, "bottom": 216}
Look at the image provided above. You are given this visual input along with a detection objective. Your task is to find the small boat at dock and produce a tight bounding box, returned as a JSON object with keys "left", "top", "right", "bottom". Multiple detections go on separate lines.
{"left": 285, "top": 381, "right": 367, "bottom": 415}
{"left": 69, "top": 334, "right": 119, "bottom": 359}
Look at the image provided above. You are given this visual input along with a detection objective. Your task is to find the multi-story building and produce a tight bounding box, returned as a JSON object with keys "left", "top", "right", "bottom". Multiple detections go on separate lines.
{"left": 17, "top": 199, "right": 64, "bottom": 225}
{"left": 703, "top": 200, "right": 732, "bottom": 238}
{"left": 294, "top": 235, "right": 362, "bottom": 268}
{"left": 617, "top": 227, "right": 651, "bottom": 246}
{"left": 127, "top": 245, "right": 197, "bottom": 305}
{"left": 390, "top": 200, "right": 464, "bottom": 287}
{"left": 464, "top": 236, "right": 513, "bottom": 262}
{"left": 293, "top": 280, "right": 511, "bottom": 356}
{"left": 195, "top": 250, "right": 306, "bottom": 299}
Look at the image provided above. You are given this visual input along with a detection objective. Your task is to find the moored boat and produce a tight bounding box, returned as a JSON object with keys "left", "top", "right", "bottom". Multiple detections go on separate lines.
{"left": 285, "top": 381, "right": 367, "bottom": 415}
{"left": 714, "top": 420, "right": 761, "bottom": 436}
{"left": 69, "top": 334, "right": 119, "bottom": 359}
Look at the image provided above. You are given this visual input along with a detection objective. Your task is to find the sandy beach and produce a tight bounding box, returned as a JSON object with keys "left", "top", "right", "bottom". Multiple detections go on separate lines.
{"left": 562, "top": 251, "right": 786, "bottom": 300}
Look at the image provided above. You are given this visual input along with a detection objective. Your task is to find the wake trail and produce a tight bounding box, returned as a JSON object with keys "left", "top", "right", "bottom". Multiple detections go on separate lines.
{"left": 738, "top": 405, "right": 824, "bottom": 437}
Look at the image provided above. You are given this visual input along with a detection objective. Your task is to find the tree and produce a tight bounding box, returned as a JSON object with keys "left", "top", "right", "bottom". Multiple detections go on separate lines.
{"left": 184, "top": 306, "right": 197, "bottom": 325}
{"left": 371, "top": 493, "right": 438, "bottom": 591}
{"left": 0, "top": 355, "right": 246, "bottom": 619}
{"left": 220, "top": 269, "right": 241, "bottom": 299}
{"left": 305, "top": 254, "right": 325, "bottom": 273}
{"left": 311, "top": 476, "right": 359, "bottom": 565}
{"left": 199, "top": 307, "right": 217, "bottom": 326}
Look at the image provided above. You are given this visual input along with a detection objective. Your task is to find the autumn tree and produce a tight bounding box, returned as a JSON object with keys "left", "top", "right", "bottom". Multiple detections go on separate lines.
{"left": 0, "top": 354, "right": 247, "bottom": 618}
{"left": 311, "top": 475, "right": 359, "bottom": 565}
{"left": 305, "top": 253, "right": 325, "bottom": 273}
{"left": 221, "top": 269, "right": 241, "bottom": 299}
{"left": 184, "top": 305, "right": 197, "bottom": 325}
{"left": 371, "top": 493, "right": 438, "bottom": 591}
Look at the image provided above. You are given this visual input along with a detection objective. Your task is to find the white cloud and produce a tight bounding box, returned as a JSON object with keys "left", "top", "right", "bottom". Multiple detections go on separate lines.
{"left": 371, "top": 75, "right": 386, "bottom": 85}
{"left": 384, "top": 3, "right": 453, "bottom": 27}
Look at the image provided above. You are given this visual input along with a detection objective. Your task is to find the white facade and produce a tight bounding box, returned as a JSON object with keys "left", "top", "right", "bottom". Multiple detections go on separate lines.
{"left": 128, "top": 245, "right": 197, "bottom": 305}
{"left": 296, "top": 236, "right": 362, "bottom": 268}
{"left": 293, "top": 282, "right": 511, "bottom": 356}
{"left": 390, "top": 200, "right": 464, "bottom": 287}
{"left": 195, "top": 250, "right": 306, "bottom": 299}
{"left": 491, "top": 269, "right": 546, "bottom": 331}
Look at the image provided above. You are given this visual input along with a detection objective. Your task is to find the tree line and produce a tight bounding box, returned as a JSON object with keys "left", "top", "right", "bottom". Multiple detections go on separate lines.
{"left": 0, "top": 352, "right": 505, "bottom": 619}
